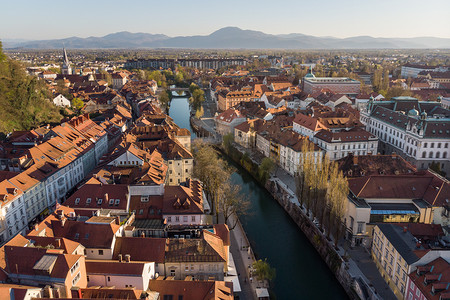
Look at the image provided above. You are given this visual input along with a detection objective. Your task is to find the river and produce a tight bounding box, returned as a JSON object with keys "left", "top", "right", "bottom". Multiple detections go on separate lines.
{"left": 169, "top": 97, "right": 348, "bottom": 299}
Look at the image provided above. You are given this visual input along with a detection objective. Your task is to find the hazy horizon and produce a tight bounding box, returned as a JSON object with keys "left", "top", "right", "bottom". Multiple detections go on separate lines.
{"left": 2, "top": 0, "right": 450, "bottom": 40}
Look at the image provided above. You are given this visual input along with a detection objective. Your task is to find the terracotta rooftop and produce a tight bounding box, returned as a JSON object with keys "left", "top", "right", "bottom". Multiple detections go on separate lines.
{"left": 113, "top": 237, "right": 167, "bottom": 263}
{"left": 148, "top": 279, "right": 233, "bottom": 300}
{"left": 408, "top": 257, "right": 450, "bottom": 300}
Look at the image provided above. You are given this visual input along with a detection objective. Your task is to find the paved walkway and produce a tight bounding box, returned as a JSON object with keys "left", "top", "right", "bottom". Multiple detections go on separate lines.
{"left": 345, "top": 246, "right": 397, "bottom": 300}
{"left": 228, "top": 213, "right": 267, "bottom": 300}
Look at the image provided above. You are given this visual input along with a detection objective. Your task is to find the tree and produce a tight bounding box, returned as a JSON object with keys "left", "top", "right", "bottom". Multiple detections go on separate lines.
{"left": 192, "top": 141, "right": 232, "bottom": 223}
{"left": 194, "top": 106, "right": 204, "bottom": 119}
{"left": 222, "top": 133, "right": 234, "bottom": 154}
{"left": 382, "top": 69, "right": 390, "bottom": 91}
{"left": 258, "top": 157, "right": 275, "bottom": 183}
{"left": 159, "top": 90, "right": 171, "bottom": 110}
{"left": 0, "top": 44, "right": 62, "bottom": 134}
{"left": 218, "top": 181, "right": 250, "bottom": 229}
{"left": 71, "top": 97, "right": 84, "bottom": 111}
{"left": 252, "top": 259, "right": 276, "bottom": 282}
{"left": 190, "top": 88, "right": 205, "bottom": 111}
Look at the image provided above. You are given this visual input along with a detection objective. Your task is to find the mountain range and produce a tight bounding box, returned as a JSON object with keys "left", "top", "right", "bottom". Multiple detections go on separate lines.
{"left": 3, "top": 27, "right": 450, "bottom": 49}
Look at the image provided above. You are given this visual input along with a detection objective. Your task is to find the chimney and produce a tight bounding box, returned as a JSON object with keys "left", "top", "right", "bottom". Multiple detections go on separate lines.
{"left": 403, "top": 226, "right": 407, "bottom": 233}
{"left": 105, "top": 193, "right": 109, "bottom": 203}
{"left": 71, "top": 287, "right": 82, "bottom": 298}
{"left": 352, "top": 155, "right": 358, "bottom": 166}
{"left": 34, "top": 224, "right": 39, "bottom": 231}
{"left": 118, "top": 254, "right": 123, "bottom": 262}
{"left": 55, "top": 238, "right": 61, "bottom": 248}
{"left": 125, "top": 254, "right": 131, "bottom": 263}
{"left": 141, "top": 232, "right": 145, "bottom": 238}
{"left": 116, "top": 216, "right": 120, "bottom": 225}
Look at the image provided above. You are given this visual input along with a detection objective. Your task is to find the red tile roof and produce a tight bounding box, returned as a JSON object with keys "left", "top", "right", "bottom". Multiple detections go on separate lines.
{"left": 65, "top": 182, "right": 129, "bottom": 211}
{"left": 113, "top": 237, "right": 167, "bottom": 263}
{"left": 408, "top": 257, "right": 450, "bottom": 300}
{"left": 148, "top": 279, "right": 233, "bottom": 300}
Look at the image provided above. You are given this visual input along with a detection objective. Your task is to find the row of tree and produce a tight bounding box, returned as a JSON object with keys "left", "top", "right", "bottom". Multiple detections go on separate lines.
{"left": 192, "top": 141, "right": 249, "bottom": 226}
{"left": 295, "top": 142, "right": 348, "bottom": 247}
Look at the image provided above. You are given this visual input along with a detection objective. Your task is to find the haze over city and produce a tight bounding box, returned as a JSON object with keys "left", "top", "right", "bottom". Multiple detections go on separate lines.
{"left": 2, "top": 0, "right": 450, "bottom": 40}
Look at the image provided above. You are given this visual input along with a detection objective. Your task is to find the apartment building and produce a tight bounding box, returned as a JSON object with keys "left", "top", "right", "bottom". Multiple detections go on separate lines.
{"left": 360, "top": 96, "right": 450, "bottom": 175}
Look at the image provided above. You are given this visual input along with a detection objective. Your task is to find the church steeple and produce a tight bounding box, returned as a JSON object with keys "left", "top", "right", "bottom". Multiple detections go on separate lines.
{"left": 61, "top": 47, "right": 72, "bottom": 75}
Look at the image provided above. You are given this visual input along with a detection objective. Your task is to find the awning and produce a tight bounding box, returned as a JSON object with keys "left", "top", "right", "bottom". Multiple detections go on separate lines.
{"left": 369, "top": 203, "right": 419, "bottom": 215}
{"left": 256, "top": 287, "right": 270, "bottom": 298}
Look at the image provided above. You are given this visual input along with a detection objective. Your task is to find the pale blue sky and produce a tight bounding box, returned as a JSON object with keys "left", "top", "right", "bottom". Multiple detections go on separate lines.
{"left": 1, "top": 0, "right": 450, "bottom": 40}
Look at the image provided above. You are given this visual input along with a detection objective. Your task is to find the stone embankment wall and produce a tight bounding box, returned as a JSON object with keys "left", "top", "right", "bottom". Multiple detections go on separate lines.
{"left": 265, "top": 179, "right": 360, "bottom": 299}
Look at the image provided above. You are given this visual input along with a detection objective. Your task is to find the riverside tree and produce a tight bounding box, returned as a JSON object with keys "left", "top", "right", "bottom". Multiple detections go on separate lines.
{"left": 294, "top": 141, "right": 349, "bottom": 244}
{"left": 192, "top": 141, "right": 249, "bottom": 224}
{"left": 252, "top": 259, "right": 276, "bottom": 282}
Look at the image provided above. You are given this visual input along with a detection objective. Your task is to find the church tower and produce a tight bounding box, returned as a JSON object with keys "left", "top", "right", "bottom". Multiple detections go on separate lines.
{"left": 61, "top": 47, "right": 72, "bottom": 75}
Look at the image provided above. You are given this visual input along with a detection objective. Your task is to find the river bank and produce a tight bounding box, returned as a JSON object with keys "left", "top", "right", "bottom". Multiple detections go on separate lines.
{"left": 169, "top": 96, "right": 349, "bottom": 299}
{"left": 219, "top": 142, "right": 358, "bottom": 299}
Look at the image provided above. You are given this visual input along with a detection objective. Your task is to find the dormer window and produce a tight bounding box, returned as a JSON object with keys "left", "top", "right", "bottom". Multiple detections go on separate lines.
{"left": 97, "top": 198, "right": 103, "bottom": 205}
{"left": 115, "top": 199, "right": 120, "bottom": 206}
{"left": 141, "top": 195, "right": 149, "bottom": 202}
{"left": 109, "top": 199, "right": 114, "bottom": 205}
{"left": 75, "top": 198, "right": 80, "bottom": 205}
{"left": 86, "top": 198, "right": 91, "bottom": 204}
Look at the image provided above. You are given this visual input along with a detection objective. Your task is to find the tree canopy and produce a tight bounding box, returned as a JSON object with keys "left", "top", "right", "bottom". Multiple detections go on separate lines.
{"left": 0, "top": 42, "right": 62, "bottom": 135}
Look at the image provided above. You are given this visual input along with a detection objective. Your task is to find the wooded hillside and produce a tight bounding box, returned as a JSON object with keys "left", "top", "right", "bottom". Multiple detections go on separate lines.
{"left": 0, "top": 42, "right": 61, "bottom": 135}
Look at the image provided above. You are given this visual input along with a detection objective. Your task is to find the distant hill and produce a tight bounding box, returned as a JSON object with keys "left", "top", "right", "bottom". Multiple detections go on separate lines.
{"left": 6, "top": 27, "right": 450, "bottom": 49}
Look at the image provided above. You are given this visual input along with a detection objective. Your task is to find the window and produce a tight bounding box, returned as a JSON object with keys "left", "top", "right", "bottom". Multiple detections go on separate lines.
{"left": 86, "top": 198, "right": 91, "bottom": 204}
{"left": 115, "top": 199, "right": 120, "bottom": 206}
{"left": 99, "top": 250, "right": 104, "bottom": 255}
{"left": 164, "top": 296, "right": 173, "bottom": 300}
{"left": 72, "top": 272, "right": 81, "bottom": 285}
{"left": 70, "top": 261, "right": 79, "bottom": 274}
{"left": 109, "top": 199, "right": 114, "bottom": 205}
{"left": 422, "top": 152, "right": 426, "bottom": 158}
{"left": 431, "top": 143, "right": 434, "bottom": 148}
{"left": 175, "top": 216, "right": 180, "bottom": 222}
{"left": 191, "top": 216, "right": 196, "bottom": 222}
{"left": 191, "top": 264, "right": 194, "bottom": 271}
{"left": 185, "top": 265, "right": 189, "bottom": 271}
{"left": 183, "top": 216, "right": 188, "bottom": 222}
{"left": 97, "top": 198, "right": 103, "bottom": 205}
{"left": 75, "top": 198, "right": 80, "bottom": 205}
{"left": 139, "top": 209, "right": 143, "bottom": 215}
{"left": 107, "top": 276, "right": 110, "bottom": 282}
{"left": 141, "top": 195, "right": 149, "bottom": 202}
{"left": 170, "top": 269, "right": 176, "bottom": 276}
{"left": 429, "top": 152, "right": 433, "bottom": 158}
{"left": 167, "top": 217, "right": 171, "bottom": 222}
{"left": 357, "top": 222, "right": 364, "bottom": 234}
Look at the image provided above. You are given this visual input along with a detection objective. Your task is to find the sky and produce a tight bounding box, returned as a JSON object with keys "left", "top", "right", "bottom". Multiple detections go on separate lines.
{"left": 1, "top": 0, "right": 450, "bottom": 40}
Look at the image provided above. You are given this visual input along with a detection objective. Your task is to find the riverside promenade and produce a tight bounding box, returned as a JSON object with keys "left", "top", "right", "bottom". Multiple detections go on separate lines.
{"left": 227, "top": 213, "right": 269, "bottom": 300}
